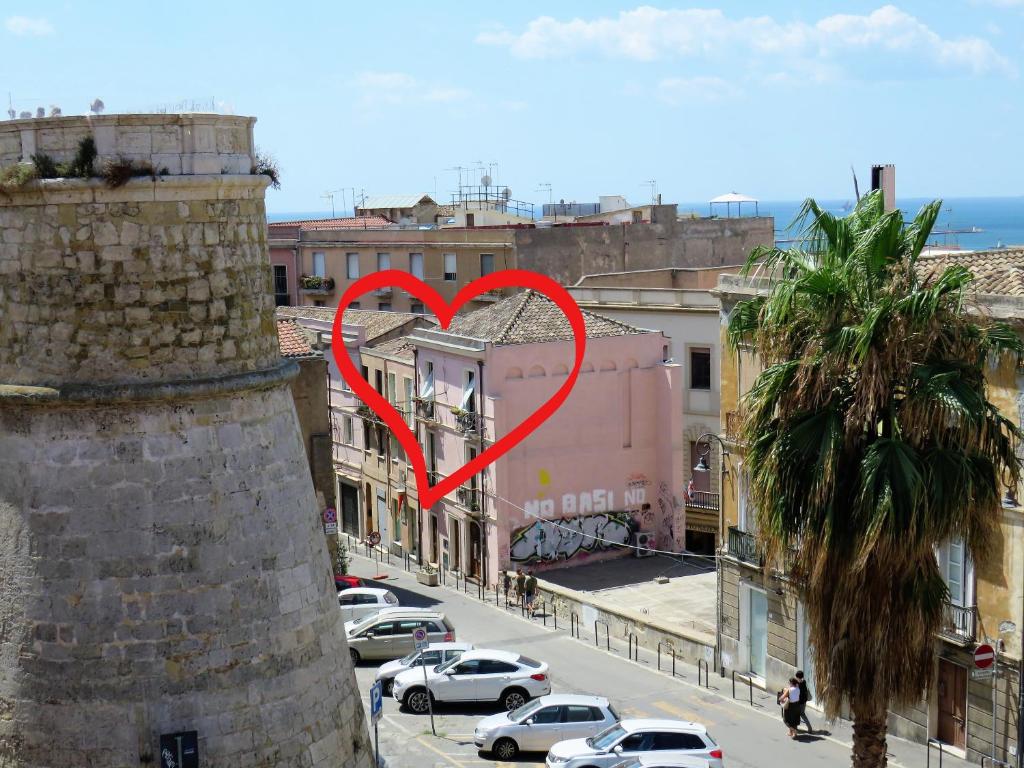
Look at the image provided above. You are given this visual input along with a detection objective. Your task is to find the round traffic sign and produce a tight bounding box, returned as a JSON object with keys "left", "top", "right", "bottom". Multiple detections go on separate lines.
{"left": 413, "top": 627, "right": 427, "bottom": 643}
{"left": 975, "top": 643, "right": 995, "bottom": 669}
{"left": 368, "top": 531, "right": 381, "bottom": 546}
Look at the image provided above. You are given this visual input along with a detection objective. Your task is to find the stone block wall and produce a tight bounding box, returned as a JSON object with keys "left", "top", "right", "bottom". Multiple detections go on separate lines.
{"left": 0, "top": 177, "right": 279, "bottom": 387}
{"left": 0, "top": 113, "right": 255, "bottom": 176}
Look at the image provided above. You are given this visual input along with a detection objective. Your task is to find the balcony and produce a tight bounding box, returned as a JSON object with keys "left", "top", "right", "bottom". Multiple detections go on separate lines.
{"left": 686, "top": 491, "right": 719, "bottom": 511}
{"left": 374, "top": 286, "right": 393, "bottom": 298}
{"left": 454, "top": 410, "right": 481, "bottom": 435}
{"left": 457, "top": 486, "right": 481, "bottom": 513}
{"left": 725, "top": 410, "right": 745, "bottom": 443}
{"left": 727, "top": 526, "right": 762, "bottom": 566}
{"left": 474, "top": 290, "right": 503, "bottom": 303}
{"left": 416, "top": 398, "right": 438, "bottom": 422}
{"left": 938, "top": 603, "right": 977, "bottom": 645}
{"left": 300, "top": 275, "right": 335, "bottom": 295}
{"left": 355, "top": 404, "right": 382, "bottom": 425}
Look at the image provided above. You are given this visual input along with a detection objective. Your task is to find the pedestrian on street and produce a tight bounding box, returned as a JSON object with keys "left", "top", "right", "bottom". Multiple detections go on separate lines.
{"left": 778, "top": 677, "right": 801, "bottom": 739}
{"left": 502, "top": 571, "right": 512, "bottom": 607}
{"left": 524, "top": 570, "right": 538, "bottom": 617}
{"left": 796, "top": 670, "right": 814, "bottom": 733}
{"left": 514, "top": 568, "right": 526, "bottom": 608}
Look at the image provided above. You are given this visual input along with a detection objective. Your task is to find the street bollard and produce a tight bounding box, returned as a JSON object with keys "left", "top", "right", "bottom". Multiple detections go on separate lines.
{"left": 698, "top": 659, "right": 709, "bottom": 688}
{"left": 594, "top": 620, "right": 610, "bottom": 651}
{"left": 628, "top": 633, "right": 638, "bottom": 662}
{"left": 570, "top": 612, "right": 580, "bottom": 638}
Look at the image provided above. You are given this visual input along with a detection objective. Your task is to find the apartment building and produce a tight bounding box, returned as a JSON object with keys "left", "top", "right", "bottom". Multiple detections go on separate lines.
{"left": 714, "top": 249, "right": 1024, "bottom": 765}
{"left": 405, "top": 291, "right": 684, "bottom": 585}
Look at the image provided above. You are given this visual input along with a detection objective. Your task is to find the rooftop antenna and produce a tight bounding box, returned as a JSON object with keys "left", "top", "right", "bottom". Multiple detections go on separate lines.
{"left": 536, "top": 183, "right": 553, "bottom": 204}
{"left": 443, "top": 166, "right": 465, "bottom": 198}
{"left": 642, "top": 180, "right": 657, "bottom": 205}
{"left": 6, "top": 93, "right": 14, "bottom": 120}
{"left": 321, "top": 189, "right": 344, "bottom": 218}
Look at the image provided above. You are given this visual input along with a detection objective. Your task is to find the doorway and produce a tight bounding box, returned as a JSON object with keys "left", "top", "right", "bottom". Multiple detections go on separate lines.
{"left": 430, "top": 514, "right": 439, "bottom": 564}
{"left": 340, "top": 483, "right": 359, "bottom": 536}
{"left": 364, "top": 483, "right": 373, "bottom": 537}
{"left": 747, "top": 588, "right": 768, "bottom": 680}
{"left": 450, "top": 517, "right": 461, "bottom": 573}
{"left": 936, "top": 658, "right": 967, "bottom": 749}
{"left": 468, "top": 520, "right": 482, "bottom": 579}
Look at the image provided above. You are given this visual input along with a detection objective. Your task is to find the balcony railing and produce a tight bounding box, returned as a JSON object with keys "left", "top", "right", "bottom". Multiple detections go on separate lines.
{"left": 686, "top": 491, "right": 719, "bottom": 511}
{"left": 455, "top": 410, "right": 481, "bottom": 435}
{"left": 374, "top": 286, "right": 393, "bottom": 297}
{"left": 300, "top": 276, "right": 335, "bottom": 294}
{"left": 456, "top": 486, "right": 481, "bottom": 512}
{"left": 355, "top": 404, "right": 381, "bottom": 424}
{"left": 727, "top": 526, "right": 762, "bottom": 566}
{"left": 939, "top": 603, "right": 977, "bottom": 644}
{"left": 416, "top": 399, "right": 437, "bottom": 422}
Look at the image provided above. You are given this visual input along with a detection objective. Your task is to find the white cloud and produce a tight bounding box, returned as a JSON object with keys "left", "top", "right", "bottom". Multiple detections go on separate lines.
{"left": 5, "top": 16, "right": 54, "bottom": 36}
{"left": 354, "top": 71, "right": 470, "bottom": 106}
{"left": 477, "top": 5, "right": 1013, "bottom": 79}
{"left": 657, "top": 76, "right": 741, "bottom": 104}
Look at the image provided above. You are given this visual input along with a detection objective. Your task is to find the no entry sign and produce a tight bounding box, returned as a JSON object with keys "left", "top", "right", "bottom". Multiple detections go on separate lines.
{"left": 974, "top": 643, "right": 995, "bottom": 669}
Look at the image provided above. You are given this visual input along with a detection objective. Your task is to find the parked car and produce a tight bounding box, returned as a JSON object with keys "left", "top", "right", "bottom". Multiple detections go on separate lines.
{"left": 338, "top": 587, "right": 399, "bottom": 622}
{"left": 376, "top": 642, "right": 473, "bottom": 695}
{"left": 545, "top": 720, "right": 723, "bottom": 768}
{"left": 345, "top": 609, "right": 455, "bottom": 663}
{"left": 474, "top": 694, "right": 618, "bottom": 760}
{"left": 336, "top": 575, "right": 364, "bottom": 590}
{"left": 394, "top": 649, "right": 550, "bottom": 714}
{"left": 612, "top": 757, "right": 712, "bottom": 768}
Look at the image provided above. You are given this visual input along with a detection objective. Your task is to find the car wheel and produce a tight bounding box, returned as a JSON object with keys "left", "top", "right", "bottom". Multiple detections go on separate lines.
{"left": 349, "top": 649, "right": 361, "bottom": 664}
{"left": 381, "top": 678, "right": 393, "bottom": 696}
{"left": 501, "top": 688, "right": 528, "bottom": 711}
{"left": 491, "top": 738, "right": 519, "bottom": 761}
{"left": 405, "top": 687, "right": 431, "bottom": 714}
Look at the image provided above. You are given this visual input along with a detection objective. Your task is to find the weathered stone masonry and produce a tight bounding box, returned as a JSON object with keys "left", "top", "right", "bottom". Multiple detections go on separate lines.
{"left": 0, "top": 115, "right": 372, "bottom": 768}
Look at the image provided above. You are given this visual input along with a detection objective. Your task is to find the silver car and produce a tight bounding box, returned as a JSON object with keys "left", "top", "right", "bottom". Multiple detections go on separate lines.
{"left": 375, "top": 642, "right": 473, "bottom": 695}
{"left": 345, "top": 609, "right": 455, "bottom": 663}
{"left": 475, "top": 694, "right": 618, "bottom": 760}
{"left": 545, "top": 719, "right": 724, "bottom": 768}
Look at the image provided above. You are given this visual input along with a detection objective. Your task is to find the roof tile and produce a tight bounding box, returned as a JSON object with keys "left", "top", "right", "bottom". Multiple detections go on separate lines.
{"left": 276, "top": 319, "right": 319, "bottom": 359}
{"left": 276, "top": 306, "right": 433, "bottom": 343}
{"left": 918, "top": 248, "right": 1024, "bottom": 297}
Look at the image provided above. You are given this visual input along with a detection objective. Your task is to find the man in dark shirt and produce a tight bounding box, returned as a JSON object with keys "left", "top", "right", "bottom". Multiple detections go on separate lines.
{"left": 796, "top": 670, "right": 814, "bottom": 733}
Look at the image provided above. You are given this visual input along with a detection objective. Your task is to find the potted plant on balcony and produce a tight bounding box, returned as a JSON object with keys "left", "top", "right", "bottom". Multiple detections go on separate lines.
{"left": 417, "top": 564, "right": 439, "bottom": 587}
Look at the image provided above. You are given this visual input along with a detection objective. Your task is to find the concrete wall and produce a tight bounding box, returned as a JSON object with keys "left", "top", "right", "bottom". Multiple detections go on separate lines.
{"left": 289, "top": 356, "right": 335, "bottom": 513}
{"left": 576, "top": 266, "right": 742, "bottom": 290}
{"left": 515, "top": 216, "right": 773, "bottom": 286}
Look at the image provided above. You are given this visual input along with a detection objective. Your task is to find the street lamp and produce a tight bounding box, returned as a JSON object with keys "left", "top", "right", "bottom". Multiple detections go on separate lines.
{"left": 692, "top": 432, "right": 729, "bottom": 677}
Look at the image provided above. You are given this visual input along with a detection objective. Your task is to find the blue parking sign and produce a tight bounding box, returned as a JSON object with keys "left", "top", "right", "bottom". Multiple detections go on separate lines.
{"left": 370, "top": 680, "right": 383, "bottom": 725}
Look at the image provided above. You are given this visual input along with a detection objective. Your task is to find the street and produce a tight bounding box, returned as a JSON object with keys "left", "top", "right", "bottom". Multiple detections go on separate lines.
{"left": 346, "top": 550, "right": 968, "bottom": 768}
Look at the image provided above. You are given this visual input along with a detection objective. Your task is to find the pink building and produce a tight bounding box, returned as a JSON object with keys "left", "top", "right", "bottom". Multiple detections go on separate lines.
{"left": 406, "top": 291, "right": 684, "bottom": 586}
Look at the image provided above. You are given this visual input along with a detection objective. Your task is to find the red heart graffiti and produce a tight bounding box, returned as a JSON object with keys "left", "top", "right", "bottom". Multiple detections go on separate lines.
{"left": 330, "top": 270, "right": 586, "bottom": 510}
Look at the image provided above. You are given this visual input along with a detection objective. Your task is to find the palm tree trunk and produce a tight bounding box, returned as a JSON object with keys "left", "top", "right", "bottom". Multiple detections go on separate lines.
{"left": 851, "top": 705, "right": 888, "bottom": 768}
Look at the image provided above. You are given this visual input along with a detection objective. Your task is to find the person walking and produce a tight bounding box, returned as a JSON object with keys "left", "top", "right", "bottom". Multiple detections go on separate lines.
{"left": 796, "top": 670, "right": 814, "bottom": 733}
{"left": 502, "top": 571, "right": 512, "bottom": 607}
{"left": 778, "top": 677, "right": 802, "bottom": 739}
{"left": 514, "top": 568, "right": 526, "bottom": 608}
{"left": 524, "top": 570, "right": 538, "bottom": 617}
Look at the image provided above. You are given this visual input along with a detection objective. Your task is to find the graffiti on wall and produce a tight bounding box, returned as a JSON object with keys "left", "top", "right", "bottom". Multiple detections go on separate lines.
{"left": 509, "top": 512, "right": 638, "bottom": 563}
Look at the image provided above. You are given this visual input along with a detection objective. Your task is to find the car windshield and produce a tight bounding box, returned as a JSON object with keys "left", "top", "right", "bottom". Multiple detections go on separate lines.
{"left": 607, "top": 704, "right": 621, "bottom": 721}
{"left": 399, "top": 650, "right": 420, "bottom": 665}
{"left": 510, "top": 699, "right": 544, "bottom": 722}
{"left": 348, "top": 614, "right": 380, "bottom": 633}
{"left": 589, "top": 724, "right": 627, "bottom": 750}
{"left": 435, "top": 655, "right": 461, "bottom": 673}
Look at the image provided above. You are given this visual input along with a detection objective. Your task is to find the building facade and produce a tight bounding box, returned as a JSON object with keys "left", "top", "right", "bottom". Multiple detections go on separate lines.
{"left": 714, "top": 252, "right": 1024, "bottom": 765}
{"left": 406, "top": 292, "right": 685, "bottom": 586}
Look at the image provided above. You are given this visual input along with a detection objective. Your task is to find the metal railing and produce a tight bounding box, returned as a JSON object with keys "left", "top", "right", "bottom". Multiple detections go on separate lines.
{"left": 727, "top": 526, "right": 762, "bottom": 566}
{"left": 456, "top": 486, "right": 481, "bottom": 512}
{"left": 455, "top": 410, "right": 481, "bottom": 435}
{"left": 686, "top": 491, "right": 719, "bottom": 511}
{"left": 939, "top": 602, "right": 977, "bottom": 643}
{"left": 415, "top": 399, "right": 436, "bottom": 421}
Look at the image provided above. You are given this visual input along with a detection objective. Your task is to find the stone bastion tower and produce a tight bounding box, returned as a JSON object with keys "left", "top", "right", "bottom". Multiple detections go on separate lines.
{"left": 0, "top": 115, "right": 372, "bottom": 767}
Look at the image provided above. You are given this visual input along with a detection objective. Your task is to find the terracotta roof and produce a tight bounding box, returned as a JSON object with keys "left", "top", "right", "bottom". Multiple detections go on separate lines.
{"left": 446, "top": 290, "right": 646, "bottom": 345}
{"left": 276, "top": 306, "right": 432, "bottom": 343}
{"left": 366, "top": 337, "right": 416, "bottom": 363}
{"left": 276, "top": 319, "right": 320, "bottom": 359}
{"left": 917, "top": 248, "right": 1024, "bottom": 297}
{"left": 268, "top": 216, "right": 393, "bottom": 231}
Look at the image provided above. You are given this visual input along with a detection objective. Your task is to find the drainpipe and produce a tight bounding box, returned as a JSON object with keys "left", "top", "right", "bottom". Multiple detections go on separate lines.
{"left": 413, "top": 348, "right": 422, "bottom": 564}
{"left": 478, "top": 358, "right": 488, "bottom": 588}
{"left": 293, "top": 242, "right": 301, "bottom": 306}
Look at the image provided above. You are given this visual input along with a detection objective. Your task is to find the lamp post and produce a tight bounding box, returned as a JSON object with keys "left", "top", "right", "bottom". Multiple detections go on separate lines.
{"left": 693, "top": 432, "right": 729, "bottom": 677}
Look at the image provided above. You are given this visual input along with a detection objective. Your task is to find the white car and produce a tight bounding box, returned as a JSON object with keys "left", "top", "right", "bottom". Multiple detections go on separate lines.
{"left": 393, "top": 649, "right": 551, "bottom": 714}
{"left": 545, "top": 719, "right": 724, "bottom": 768}
{"left": 375, "top": 642, "right": 473, "bottom": 695}
{"left": 474, "top": 694, "right": 618, "bottom": 760}
{"left": 612, "top": 757, "right": 713, "bottom": 768}
{"left": 337, "top": 587, "right": 399, "bottom": 621}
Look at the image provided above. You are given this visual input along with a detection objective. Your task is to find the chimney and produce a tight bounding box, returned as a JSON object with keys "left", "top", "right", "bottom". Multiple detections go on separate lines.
{"left": 871, "top": 164, "right": 896, "bottom": 212}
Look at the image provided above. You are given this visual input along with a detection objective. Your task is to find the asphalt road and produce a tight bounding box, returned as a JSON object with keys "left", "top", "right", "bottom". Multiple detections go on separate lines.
{"left": 345, "top": 550, "right": 968, "bottom": 768}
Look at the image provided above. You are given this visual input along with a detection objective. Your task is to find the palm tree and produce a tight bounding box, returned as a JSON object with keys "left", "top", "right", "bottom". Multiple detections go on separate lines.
{"left": 727, "top": 190, "right": 1023, "bottom": 767}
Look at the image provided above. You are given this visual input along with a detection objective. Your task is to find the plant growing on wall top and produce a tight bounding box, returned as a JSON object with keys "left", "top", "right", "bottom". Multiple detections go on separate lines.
{"left": 252, "top": 147, "right": 280, "bottom": 189}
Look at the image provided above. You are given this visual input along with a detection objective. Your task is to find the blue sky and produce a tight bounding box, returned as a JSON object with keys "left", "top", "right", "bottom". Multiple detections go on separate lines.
{"left": 2, "top": 1, "right": 1023, "bottom": 213}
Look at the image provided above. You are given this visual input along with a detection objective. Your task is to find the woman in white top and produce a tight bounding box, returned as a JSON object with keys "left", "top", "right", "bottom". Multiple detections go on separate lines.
{"left": 780, "top": 676, "right": 802, "bottom": 738}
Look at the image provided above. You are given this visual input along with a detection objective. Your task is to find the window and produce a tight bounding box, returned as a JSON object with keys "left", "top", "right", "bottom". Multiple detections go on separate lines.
{"left": 420, "top": 362, "right": 435, "bottom": 400}
{"left": 461, "top": 370, "right": 476, "bottom": 413}
{"left": 480, "top": 253, "right": 494, "bottom": 276}
{"left": 690, "top": 347, "right": 711, "bottom": 390}
{"left": 377, "top": 252, "right": 391, "bottom": 271}
{"left": 418, "top": 651, "right": 442, "bottom": 666}
{"left": 411, "top": 302, "right": 425, "bottom": 314}
{"left": 443, "top": 649, "right": 465, "bottom": 663}
{"left": 466, "top": 213, "right": 476, "bottom": 227}
{"left": 313, "top": 252, "right": 325, "bottom": 278}
{"left": 652, "top": 732, "right": 706, "bottom": 750}
{"left": 479, "top": 660, "right": 518, "bottom": 674}
{"left": 531, "top": 707, "right": 562, "bottom": 725}
{"left": 387, "top": 373, "right": 397, "bottom": 406}
{"left": 375, "top": 370, "right": 383, "bottom": 395}
{"left": 343, "top": 416, "right": 354, "bottom": 446}
{"left": 564, "top": 706, "right": 598, "bottom": 723}
{"left": 356, "top": 594, "right": 379, "bottom": 605}
{"left": 350, "top": 301, "right": 361, "bottom": 309}
{"left": 632, "top": 210, "right": 643, "bottom": 224}
{"left": 367, "top": 621, "right": 395, "bottom": 637}
{"left": 314, "top": 300, "right": 325, "bottom": 307}
{"left": 410, "top": 253, "right": 424, "bottom": 279}
{"left": 443, "top": 253, "right": 457, "bottom": 281}
{"left": 619, "top": 733, "right": 653, "bottom": 751}
{"left": 939, "top": 538, "right": 969, "bottom": 606}
{"left": 396, "top": 620, "right": 425, "bottom": 635}
{"left": 453, "top": 660, "right": 481, "bottom": 675}
{"left": 338, "top": 594, "right": 355, "bottom": 606}
{"left": 378, "top": 302, "right": 392, "bottom": 312}
{"left": 404, "top": 378, "right": 414, "bottom": 427}
{"left": 273, "top": 265, "right": 290, "bottom": 306}
{"left": 346, "top": 253, "right": 359, "bottom": 279}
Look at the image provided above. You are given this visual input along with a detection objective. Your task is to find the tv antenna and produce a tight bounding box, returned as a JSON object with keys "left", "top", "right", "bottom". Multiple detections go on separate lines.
{"left": 642, "top": 180, "right": 657, "bottom": 205}
{"left": 535, "top": 183, "right": 553, "bottom": 204}
{"left": 321, "top": 188, "right": 345, "bottom": 218}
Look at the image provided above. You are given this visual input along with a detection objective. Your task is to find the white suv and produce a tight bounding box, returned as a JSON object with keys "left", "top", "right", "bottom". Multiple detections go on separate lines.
{"left": 545, "top": 719, "right": 723, "bottom": 768}
{"left": 393, "top": 649, "right": 551, "bottom": 713}
{"left": 338, "top": 587, "right": 399, "bottom": 622}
